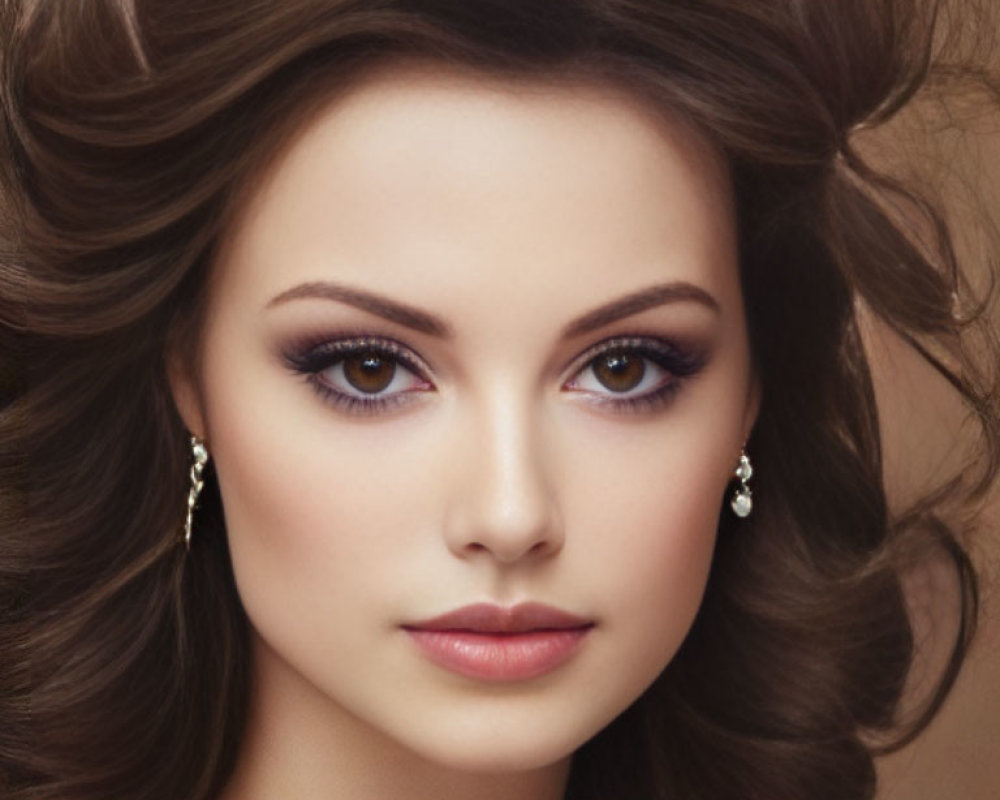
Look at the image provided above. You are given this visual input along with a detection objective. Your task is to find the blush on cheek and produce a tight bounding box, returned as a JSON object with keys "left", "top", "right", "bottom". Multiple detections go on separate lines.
{"left": 575, "top": 453, "right": 725, "bottom": 634}
{"left": 623, "top": 509, "right": 718, "bottom": 617}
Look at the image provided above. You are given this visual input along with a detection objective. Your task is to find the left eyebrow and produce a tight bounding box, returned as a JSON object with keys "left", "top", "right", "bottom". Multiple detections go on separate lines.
{"left": 560, "top": 281, "right": 720, "bottom": 338}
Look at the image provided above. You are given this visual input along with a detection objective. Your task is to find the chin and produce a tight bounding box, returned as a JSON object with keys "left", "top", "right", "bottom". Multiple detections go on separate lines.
{"left": 400, "top": 721, "right": 588, "bottom": 774}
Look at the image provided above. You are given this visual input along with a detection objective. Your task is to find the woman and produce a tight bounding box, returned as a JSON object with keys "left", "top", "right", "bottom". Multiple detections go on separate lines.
{"left": 1, "top": 1, "right": 997, "bottom": 798}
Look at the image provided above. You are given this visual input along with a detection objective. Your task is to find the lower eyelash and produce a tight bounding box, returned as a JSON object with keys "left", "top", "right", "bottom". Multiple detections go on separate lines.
{"left": 584, "top": 379, "right": 684, "bottom": 414}
{"left": 571, "top": 336, "right": 707, "bottom": 414}
{"left": 304, "top": 375, "right": 414, "bottom": 416}
{"left": 282, "top": 335, "right": 430, "bottom": 416}
{"left": 284, "top": 333, "right": 704, "bottom": 416}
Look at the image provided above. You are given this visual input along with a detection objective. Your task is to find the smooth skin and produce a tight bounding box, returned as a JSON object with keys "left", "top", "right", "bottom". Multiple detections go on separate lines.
{"left": 170, "top": 65, "right": 759, "bottom": 800}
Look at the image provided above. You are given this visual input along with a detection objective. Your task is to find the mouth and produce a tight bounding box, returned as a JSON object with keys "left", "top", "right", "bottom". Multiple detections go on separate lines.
{"left": 401, "top": 602, "right": 594, "bottom": 682}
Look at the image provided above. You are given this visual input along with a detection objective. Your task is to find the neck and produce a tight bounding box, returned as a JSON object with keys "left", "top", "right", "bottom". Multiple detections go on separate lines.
{"left": 219, "top": 637, "right": 572, "bottom": 800}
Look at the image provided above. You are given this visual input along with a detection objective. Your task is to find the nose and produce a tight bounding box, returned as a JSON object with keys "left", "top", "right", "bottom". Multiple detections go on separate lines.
{"left": 443, "top": 394, "right": 564, "bottom": 564}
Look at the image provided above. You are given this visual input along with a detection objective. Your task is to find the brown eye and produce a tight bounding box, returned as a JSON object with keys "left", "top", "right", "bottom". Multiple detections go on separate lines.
{"left": 592, "top": 350, "right": 645, "bottom": 392}
{"left": 343, "top": 351, "right": 396, "bottom": 393}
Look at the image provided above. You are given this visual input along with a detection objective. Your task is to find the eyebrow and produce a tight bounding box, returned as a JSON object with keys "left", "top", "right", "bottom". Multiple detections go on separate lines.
{"left": 266, "top": 281, "right": 452, "bottom": 337}
{"left": 266, "top": 279, "right": 720, "bottom": 338}
{"left": 560, "top": 282, "right": 720, "bottom": 337}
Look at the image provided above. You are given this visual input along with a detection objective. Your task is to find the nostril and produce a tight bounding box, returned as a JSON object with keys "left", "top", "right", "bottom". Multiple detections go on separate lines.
{"left": 457, "top": 535, "right": 558, "bottom": 561}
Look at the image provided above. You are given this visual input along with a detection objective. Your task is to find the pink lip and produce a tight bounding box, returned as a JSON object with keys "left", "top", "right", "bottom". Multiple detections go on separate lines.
{"left": 402, "top": 602, "right": 594, "bottom": 682}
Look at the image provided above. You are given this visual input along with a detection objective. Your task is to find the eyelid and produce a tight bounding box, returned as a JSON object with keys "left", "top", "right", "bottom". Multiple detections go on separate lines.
{"left": 281, "top": 330, "right": 706, "bottom": 417}
{"left": 282, "top": 333, "right": 436, "bottom": 383}
{"left": 280, "top": 334, "right": 437, "bottom": 416}
{"left": 562, "top": 334, "right": 705, "bottom": 384}
{"left": 559, "top": 333, "right": 708, "bottom": 416}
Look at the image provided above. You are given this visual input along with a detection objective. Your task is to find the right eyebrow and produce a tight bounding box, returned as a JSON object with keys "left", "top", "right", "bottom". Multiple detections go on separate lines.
{"left": 266, "top": 281, "right": 454, "bottom": 338}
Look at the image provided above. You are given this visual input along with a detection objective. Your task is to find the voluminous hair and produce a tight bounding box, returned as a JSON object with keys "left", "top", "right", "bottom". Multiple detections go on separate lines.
{"left": 1, "top": 1, "right": 998, "bottom": 798}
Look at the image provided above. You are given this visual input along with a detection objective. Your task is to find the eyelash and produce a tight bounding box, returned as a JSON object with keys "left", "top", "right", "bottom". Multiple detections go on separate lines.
{"left": 282, "top": 333, "right": 706, "bottom": 417}
{"left": 282, "top": 335, "right": 433, "bottom": 416}
{"left": 565, "top": 336, "right": 706, "bottom": 414}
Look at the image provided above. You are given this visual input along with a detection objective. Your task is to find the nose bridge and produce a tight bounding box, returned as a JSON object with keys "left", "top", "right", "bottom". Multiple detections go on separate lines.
{"left": 445, "top": 381, "right": 562, "bottom": 563}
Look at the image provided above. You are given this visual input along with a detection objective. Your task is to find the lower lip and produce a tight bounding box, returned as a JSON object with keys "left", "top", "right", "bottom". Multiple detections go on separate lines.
{"left": 404, "top": 627, "right": 591, "bottom": 681}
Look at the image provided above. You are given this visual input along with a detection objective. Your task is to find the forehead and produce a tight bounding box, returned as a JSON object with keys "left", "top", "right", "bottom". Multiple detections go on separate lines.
{"left": 210, "top": 64, "right": 738, "bottom": 325}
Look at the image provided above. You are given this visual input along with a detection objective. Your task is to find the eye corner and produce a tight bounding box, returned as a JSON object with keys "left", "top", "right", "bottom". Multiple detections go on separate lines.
{"left": 281, "top": 332, "right": 436, "bottom": 417}
{"left": 560, "top": 333, "right": 708, "bottom": 415}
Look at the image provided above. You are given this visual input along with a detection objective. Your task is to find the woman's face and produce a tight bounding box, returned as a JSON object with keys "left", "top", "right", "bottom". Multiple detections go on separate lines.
{"left": 171, "top": 66, "right": 757, "bottom": 773}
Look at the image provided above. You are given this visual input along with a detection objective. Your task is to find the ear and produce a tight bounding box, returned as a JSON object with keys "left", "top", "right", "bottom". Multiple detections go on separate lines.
{"left": 166, "top": 347, "right": 207, "bottom": 440}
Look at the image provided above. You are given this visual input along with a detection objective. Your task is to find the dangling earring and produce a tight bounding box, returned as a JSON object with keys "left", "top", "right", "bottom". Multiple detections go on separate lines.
{"left": 183, "top": 435, "right": 209, "bottom": 550}
{"left": 730, "top": 448, "right": 753, "bottom": 518}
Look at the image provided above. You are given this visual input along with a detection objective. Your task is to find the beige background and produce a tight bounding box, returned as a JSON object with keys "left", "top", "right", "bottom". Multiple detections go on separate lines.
{"left": 865, "top": 78, "right": 1000, "bottom": 799}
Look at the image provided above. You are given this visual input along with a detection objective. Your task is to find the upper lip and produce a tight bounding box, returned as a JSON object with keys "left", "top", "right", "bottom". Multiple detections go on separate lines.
{"left": 403, "top": 602, "right": 593, "bottom": 633}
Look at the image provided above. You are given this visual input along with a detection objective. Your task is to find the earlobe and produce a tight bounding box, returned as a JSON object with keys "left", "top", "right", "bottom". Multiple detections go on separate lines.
{"left": 166, "top": 349, "right": 207, "bottom": 440}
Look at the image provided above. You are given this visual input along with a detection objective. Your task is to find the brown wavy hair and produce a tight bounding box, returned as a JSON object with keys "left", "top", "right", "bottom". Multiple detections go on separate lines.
{"left": 2, "top": 1, "right": 998, "bottom": 798}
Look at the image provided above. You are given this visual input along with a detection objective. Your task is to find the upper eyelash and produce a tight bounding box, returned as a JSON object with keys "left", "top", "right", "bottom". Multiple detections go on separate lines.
{"left": 565, "top": 335, "right": 707, "bottom": 413}
{"left": 569, "top": 335, "right": 706, "bottom": 380}
{"left": 281, "top": 335, "right": 432, "bottom": 416}
{"left": 282, "top": 333, "right": 706, "bottom": 415}
{"left": 282, "top": 335, "right": 431, "bottom": 378}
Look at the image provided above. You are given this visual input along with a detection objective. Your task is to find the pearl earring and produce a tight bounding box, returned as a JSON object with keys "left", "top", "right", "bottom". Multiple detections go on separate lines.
{"left": 730, "top": 449, "right": 753, "bottom": 518}
{"left": 183, "top": 436, "right": 209, "bottom": 550}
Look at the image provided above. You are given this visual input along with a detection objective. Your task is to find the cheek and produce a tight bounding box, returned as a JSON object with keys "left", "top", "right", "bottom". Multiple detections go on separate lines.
{"left": 560, "top": 426, "right": 730, "bottom": 657}
{"left": 199, "top": 347, "right": 435, "bottom": 642}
